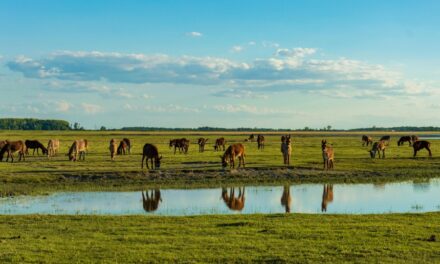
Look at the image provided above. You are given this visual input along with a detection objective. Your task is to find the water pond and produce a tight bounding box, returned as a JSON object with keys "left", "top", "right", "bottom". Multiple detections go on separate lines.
{"left": 0, "top": 179, "right": 439, "bottom": 215}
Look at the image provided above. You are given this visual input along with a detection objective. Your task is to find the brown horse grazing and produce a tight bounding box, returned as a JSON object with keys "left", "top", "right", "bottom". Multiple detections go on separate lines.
{"left": 0, "top": 140, "right": 26, "bottom": 162}
{"left": 25, "top": 140, "right": 48, "bottom": 155}
{"left": 321, "top": 184, "right": 334, "bottom": 212}
{"left": 68, "top": 140, "right": 88, "bottom": 161}
{"left": 109, "top": 139, "right": 118, "bottom": 160}
{"left": 117, "top": 140, "right": 129, "bottom": 155}
{"left": 380, "top": 135, "right": 391, "bottom": 146}
{"left": 221, "top": 143, "right": 246, "bottom": 169}
{"left": 141, "top": 189, "right": 162, "bottom": 212}
{"left": 169, "top": 138, "right": 189, "bottom": 154}
{"left": 47, "top": 139, "right": 60, "bottom": 157}
{"left": 257, "top": 135, "right": 265, "bottom": 150}
{"left": 141, "top": 143, "right": 162, "bottom": 169}
{"left": 221, "top": 187, "right": 245, "bottom": 211}
{"left": 369, "top": 141, "right": 386, "bottom": 158}
{"left": 362, "top": 135, "right": 373, "bottom": 147}
{"left": 122, "top": 138, "right": 131, "bottom": 154}
{"left": 281, "top": 185, "right": 292, "bottom": 213}
{"left": 197, "top": 138, "right": 209, "bottom": 152}
{"left": 214, "top": 137, "right": 226, "bottom": 151}
{"left": 397, "top": 136, "right": 412, "bottom": 146}
{"left": 413, "top": 140, "right": 432, "bottom": 158}
{"left": 411, "top": 135, "right": 419, "bottom": 144}
{"left": 281, "top": 135, "right": 292, "bottom": 166}
{"left": 321, "top": 140, "right": 334, "bottom": 170}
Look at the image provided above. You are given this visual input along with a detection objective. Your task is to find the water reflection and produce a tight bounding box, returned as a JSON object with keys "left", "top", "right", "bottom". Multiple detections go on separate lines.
{"left": 321, "top": 184, "right": 334, "bottom": 212}
{"left": 281, "top": 185, "right": 292, "bottom": 213}
{"left": 221, "top": 187, "right": 245, "bottom": 211}
{"left": 142, "top": 189, "right": 162, "bottom": 212}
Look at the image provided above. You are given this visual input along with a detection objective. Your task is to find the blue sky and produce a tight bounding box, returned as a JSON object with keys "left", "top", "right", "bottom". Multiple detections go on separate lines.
{"left": 1, "top": 0, "right": 440, "bottom": 129}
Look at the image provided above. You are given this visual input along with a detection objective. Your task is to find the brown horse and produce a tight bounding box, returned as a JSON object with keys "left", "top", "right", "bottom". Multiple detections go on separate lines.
{"left": 281, "top": 135, "right": 292, "bottom": 166}
{"left": 47, "top": 139, "right": 60, "bottom": 157}
{"left": 321, "top": 184, "right": 334, "bottom": 212}
{"left": 122, "top": 138, "right": 131, "bottom": 154}
{"left": 221, "top": 187, "right": 245, "bottom": 211}
{"left": 68, "top": 139, "right": 88, "bottom": 161}
{"left": 109, "top": 139, "right": 118, "bottom": 160}
{"left": 257, "top": 135, "right": 265, "bottom": 150}
{"left": 141, "top": 189, "right": 162, "bottom": 212}
{"left": 248, "top": 134, "right": 255, "bottom": 142}
{"left": 117, "top": 140, "right": 129, "bottom": 155}
{"left": 369, "top": 141, "right": 386, "bottom": 158}
{"left": 321, "top": 140, "right": 334, "bottom": 170}
{"left": 281, "top": 185, "right": 292, "bottom": 213}
{"left": 362, "top": 135, "right": 373, "bottom": 147}
{"left": 214, "top": 137, "right": 226, "bottom": 151}
{"left": 413, "top": 140, "right": 432, "bottom": 158}
{"left": 141, "top": 143, "right": 162, "bottom": 169}
{"left": 221, "top": 143, "right": 246, "bottom": 169}
{"left": 380, "top": 135, "right": 391, "bottom": 145}
{"left": 397, "top": 136, "right": 412, "bottom": 146}
{"left": 169, "top": 138, "right": 189, "bottom": 154}
{"left": 25, "top": 140, "right": 48, "bottom": 155}
{"left": 0, "top": 140, "right": 26, "bottom": 162}
{"left": 197, "top": 138, "right": 209, "bottom": 152}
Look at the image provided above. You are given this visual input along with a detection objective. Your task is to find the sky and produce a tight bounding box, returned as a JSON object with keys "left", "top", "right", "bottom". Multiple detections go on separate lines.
{"left": 1, "top": 0, "right": 440, "bottom": 129}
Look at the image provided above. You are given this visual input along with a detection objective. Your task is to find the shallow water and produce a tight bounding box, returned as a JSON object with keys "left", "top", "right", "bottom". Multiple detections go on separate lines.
{"left": 1, "top": 179, "right": 440, "bottom": 215}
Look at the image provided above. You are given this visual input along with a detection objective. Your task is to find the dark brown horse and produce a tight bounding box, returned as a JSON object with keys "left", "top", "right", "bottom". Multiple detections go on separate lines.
{"left": 321, "top": 184, "right": 334, "bottom": 212}
{"left": 25, "top": 140, "right": 48, "bottom": 155}
{"left": 413, "top": 140, "right": 432, "bottom": 158}
{"left": 221, "top": 143, "right": 246, "bottom": 169}
{"left": 321, "top": 140, "right": 334, "bottom": 170}
{"left": 221, "top": 187, "right": 245, "bottom": 211}
{"left": 117, "top": 140, "right": 129, "bottom": 155}
{"left": 214, "top": 137, "right": 226, "bottom": 151}
{"left": 197, "top": 138, "right": 208, "bottom": 152}
{"left": 281, "top": 185, "right": 292, "bottom": 213}
{"left": 141, "top": 143, "right": 162, "bottom": 169}
{"left": 141, "top": 189, "right": 162, "bottom": 212}
{"left": 257, "top": 135, "right": 265, "bottom": 150}
{"left": 362, "top": 135, "right": 373, "bottom": 147}
{"left": 169, "top": 138, "right": 189, "bottom": 154}
{"left": 0, "top": 140, "right": 26, "bottom": 162}
{"left": 397, "top": 136, "right": 412, "bottom": 146}
{"left": 122, "top": 138, "right": 131, "bottom": 154}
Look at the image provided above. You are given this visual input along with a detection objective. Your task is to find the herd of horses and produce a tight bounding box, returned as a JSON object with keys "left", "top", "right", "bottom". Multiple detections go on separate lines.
{"left": 0, "top": 134, "right": 433, "bottom": 171}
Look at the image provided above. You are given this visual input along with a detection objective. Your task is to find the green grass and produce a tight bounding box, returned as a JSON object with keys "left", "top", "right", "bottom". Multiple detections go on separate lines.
{"left": 1, "top": 130, "right": 440, "bottom": 195}
{"left": 0, "top": 213, "right": 439, "bottom": 263}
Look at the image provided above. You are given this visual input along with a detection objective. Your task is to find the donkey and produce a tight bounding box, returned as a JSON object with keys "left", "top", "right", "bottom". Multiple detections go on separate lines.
{"left": 109, "top": 139, "right": 118, "bottom": 160}
{"left": 321, "top": 184, "right": 334, "bottom": 212}
{"left": 47, "top": 139, "right": 60, "bottom": 157}
{"left": 68, "top": 139, "right": 88, "bottom": 161}
{"left": 220, "top": 143, "right": 246, "bottom": 169}
{"left": 281, "top": 135, "right": 292, "bottom": 166}
{"left": 25, "top": 140, "right": 48, "bottom": 155}
{"left": 281, "top": 185, "right": 292, "bottom": 213}
{"left": 197, "top": 138, "right": 209, "bottom": 152}
{"left": 142, "top": 189, "right": 162, "bottom": 212}
{"left": 397, "top": 136, "right": 412, "bottom": 146}
{"left": 321, "top": 140, "right": 334, "bottom": 170}
{"left": 380, "top": 135, "right": 391, "bottom": 146}
{"left": 257, "top": 134, "right": 265, "bottom": 150}
{"left": 221, "top": 187, "right": 245, "bottom": 211}
{"left": 214, "top": 137, "right": 226, "bottom": 151}
{"left": 141, "top": 143, "right": 162, "bottom": 169}
{"left": 0, "top": 140, "right": 26, "bottom": 162}
{"left": 369, "top": 141, "right": 386, "bottom": 158}
{"left": 362, "top": 135, "right": 373, "bottom": 147}
{"left": 117, "top": 140, "right": 129, "bottom": 155}
{"left": 413, "top": 140, "right": 432, "bottom": 158}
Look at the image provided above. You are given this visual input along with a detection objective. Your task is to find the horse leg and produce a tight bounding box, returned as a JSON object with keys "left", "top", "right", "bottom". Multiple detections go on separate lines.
{"left": 146, "top": 158, "right": 150, "bottom": 169}
{"left": 141, "top": 155, "right": 145, "bottom": 169}
{"left": 427, "top": 146, "right": 432, "bottom": 157}
{"left": 413, "top": 148, "right": 417, "bottom": 158}
{"left": 382, "top": 149, "right": 385, "bottom": 159}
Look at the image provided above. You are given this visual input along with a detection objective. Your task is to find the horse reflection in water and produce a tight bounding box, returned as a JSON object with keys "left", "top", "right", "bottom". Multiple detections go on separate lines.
{"left": 141, "top": 189, "right": 162, "bottom": 212}
{"left": 281, "top": 185, "right": 292, "bottom": 213}
{"left": 321, "top": 184, "right": 334, "bottom": 212}
{"left": 221, "top": 187, "right": 245, "bottom": 211}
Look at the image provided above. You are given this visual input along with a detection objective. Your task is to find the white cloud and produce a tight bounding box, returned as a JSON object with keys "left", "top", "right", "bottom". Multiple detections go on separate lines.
{"left": 143, "top": 94, "right": 152, "bottom": 99}
{"left": 145, "top": 104, "right": 200, "bottom": 113}
{"left": 186, "top": 31, "right": 203, "bottom": 37}
{"left": 56, "top": 100, "right": 72, "bottom": 112}
{"left": 81, "top": 103, "right": 102, "bottom": 114}
{"left": 212, "top": 89, "right": 268, "bottom": 99}
{"left": 231, "top": 45, "right": 244, "bottom": 53}
{"left": 212, "top": 104, "right": 298, "bottom": 115}
{"left": 275, "top": 47, "right": 317, "bottom": 58}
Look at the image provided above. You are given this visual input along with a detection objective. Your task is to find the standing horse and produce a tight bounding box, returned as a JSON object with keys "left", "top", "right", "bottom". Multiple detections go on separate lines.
{"left": 413, "top": 140, "right": 432, "bottom": 158}
{"left": 197, "top": 138, "right": 209, "bottom": 152}
{"left": 221, "top": 187, "right": 245, "bottom": 211}
{"left": 25, "top": 140, "right": 48, "bottom": 155}
{"left": 321, "top": 140, "right": 334, "bottom": 170}
{"left": 0, "top": 140, "right": 26, "bottom": 162}
{"left": 141, "top": 143, "right": 162, "bottom": 169}
{"left": 214, "top": 137, "right": 226, "bottom": 151}
{"left": 109, "top": 139, "right": 118, "bottom": 160}
{"left": 380, "top": 135, "right": 391, "bottom": 146}
{"left": 117, "top": 140, "right": 129, "bottom": 155}
{"left": 122, "top": 138, "right": 131, "bottom": 154}
{"left": 362, "top": 135, "right": 373, "bottom": 147}
{"left": 47, "top": 139, "right": 60, "bottom": 157}
{"left": 220, "top": 143, "right": 246, "bottom": 169}
{"left": 169, "top": 138, "right": 189, "bottom": 154}
{"left": 68, "top": 140, "right": 88, "bottom": 161}
{"left": 370, "top": 141, "right": 386, "bottom": 158}
{"left": 281, "top": 135, "right": 292, "bottom": 166}
{"left": 257, "top": 135, "right": 265, "bottom": 150}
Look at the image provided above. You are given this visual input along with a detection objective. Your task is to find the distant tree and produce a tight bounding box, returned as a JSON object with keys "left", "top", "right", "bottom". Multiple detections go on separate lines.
{"left": 327, "top": 125, "right": 332, "bottom": 131}
{"left": 100, "top": 126, "right": 107, "bottom": 131}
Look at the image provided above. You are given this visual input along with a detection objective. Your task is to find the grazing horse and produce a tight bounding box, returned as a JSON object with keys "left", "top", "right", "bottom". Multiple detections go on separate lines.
{"left": 380, "top": 135, "right": 391, "bottom": 146}
{"left": 0, "top": 140, "right": 26, "bottom": 162}
{"left": 257, "top": 135, "right": 265, "bottom": 150}
{"left": 281, "top": 135, "right": 292, "bottom": 166}
{"left": 413, "top": 140, "right": 432, "bottom": 158}
{"left": 221, "top": 187, "right": 245, "bottom": 211}
{"left": 214, "top": 137, "right": 226, "bottom": 151}
{"left": 122, "top": 138, "right": 131, "bottom": 154}
{"left": 221, "top": 143, "right": 246, "bottom": 169}
{"left": 321, "top": 140, "right": 334, "bottom": 170}
{"left": 197, "top": 138, "right": 209, "bottom": 152}
{"left": 362, "top": 135, "right": 373, "bottom": 147}
{"left": 397, "top": 136, "right": 412, "bottom": 146}
{"left": 281, "top": 185, "right": 292, "bottom": 213}
{"left": 141, "top": 143, "right": 162, "bottom": 169}
{"left": 47, "top": 139, "right": 60, "bottom": 157}
{"left": 248, "top": 134, "right": 255, "bottom": 142}
{"left": 141, "top": 189, "right": 162, "bottom": 212}
{"left": 321, "top": 184, "right": 334, "bottom": 212}
{"left": 117, "top": 140, "right": 129, "bottom": 155}
{"left": 411, "top": 135, "right": 419, "bottom": 144}
{"left": 109, "top": 139, "right": 118, "bottom": 160}
{"left": 369, "top": 141, "right": 386, "bottom": 158}
{"left": 25, "top": 140, "right": 48, "bottom": 155}
{"left": 68, "top": 140, "right": 88, "bottom": 161}
{"left": 169, "top": 138, "right": 189, "bottom": 154}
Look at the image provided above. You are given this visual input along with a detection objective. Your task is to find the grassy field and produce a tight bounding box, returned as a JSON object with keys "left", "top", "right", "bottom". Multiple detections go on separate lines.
{"left": 0, "top": 130, "right": 439, "bottom": 195}
{"left": 0, "top": 213, "right": 439, "bottom": 263}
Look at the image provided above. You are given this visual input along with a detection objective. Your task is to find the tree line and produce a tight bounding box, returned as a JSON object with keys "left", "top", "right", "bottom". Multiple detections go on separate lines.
{"left": 0, "top": 118, "right": 71, "bottom": 130}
